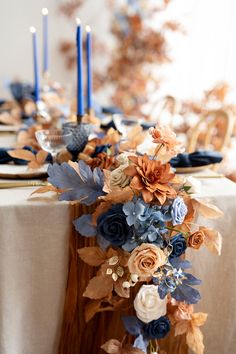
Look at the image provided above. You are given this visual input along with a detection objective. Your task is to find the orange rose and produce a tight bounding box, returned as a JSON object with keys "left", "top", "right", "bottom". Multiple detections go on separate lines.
{"left": 128, "top": 243, "right": 166, "bottom": 278}
{"left": 188, "top": 230, "right": 205, "bottom": 249}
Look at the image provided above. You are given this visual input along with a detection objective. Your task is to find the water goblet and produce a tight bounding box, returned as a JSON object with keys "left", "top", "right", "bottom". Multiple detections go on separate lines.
{"left": 35, "top": 129, "right": 72, "bottom": 163}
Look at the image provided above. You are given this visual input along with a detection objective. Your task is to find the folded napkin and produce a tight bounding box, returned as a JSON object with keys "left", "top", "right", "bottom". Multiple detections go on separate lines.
{"left": 0, "top": 146, "right": 51, "bottom": 165}
{"left": 10, "top": 82, "right": 35, "bottom": 103}
{"left": 170, "top": 150, "right": 223, "bottom": 168}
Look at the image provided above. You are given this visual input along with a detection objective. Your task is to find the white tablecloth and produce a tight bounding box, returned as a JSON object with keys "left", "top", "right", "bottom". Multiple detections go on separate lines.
{"left": 0, "top": 187, "right": 70, "bottom": 354}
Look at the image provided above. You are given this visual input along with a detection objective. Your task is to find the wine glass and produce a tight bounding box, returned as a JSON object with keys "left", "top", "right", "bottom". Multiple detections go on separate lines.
{"left": 113, "top": 114, "right": 141, "bottom": 139}
{"left": 35, "top": 129, "right": 72, "bottom": 163}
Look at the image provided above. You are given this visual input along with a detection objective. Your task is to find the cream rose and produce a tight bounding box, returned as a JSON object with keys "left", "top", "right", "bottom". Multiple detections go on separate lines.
{"left": 134, "top": 284, "right": 167, "bottom": 323}
{"left": 110, "top": 166, "right": 131, "bottom": 188}
{"left": 128, "top": 243, "right": 166, "bottom": 278}
{"left": 184, "top": 176, "right": 202, "bottom": 195}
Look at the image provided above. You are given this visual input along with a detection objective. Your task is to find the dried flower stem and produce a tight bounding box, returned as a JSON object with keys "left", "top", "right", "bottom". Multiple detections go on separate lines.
{"left": 154, "top": 143, "right": 164, "bottom": 158}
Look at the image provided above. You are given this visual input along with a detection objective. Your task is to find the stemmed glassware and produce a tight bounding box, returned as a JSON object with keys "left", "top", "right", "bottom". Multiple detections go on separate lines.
{"left": 35, "top": 129, "right": 72, "bottom": 163}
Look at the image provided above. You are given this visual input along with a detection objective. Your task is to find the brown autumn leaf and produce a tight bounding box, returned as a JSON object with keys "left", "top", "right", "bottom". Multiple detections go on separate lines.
{"left": 192, "top": 199, "right": 223, "bottom": 219}
{"left": 92, "top": 201, "right": 112, "bottom": 225}
{"left": 120, "top": 125, "right": 146, "bottom": 151}
{"left": 30, "top": 185, "right": 63, "bottom": 196}
{"left": 191, "top": 313, "right": 208, "bottom": 327}
{"left": 103, "top": 128, "right": 121, "bottom": 145}
{"left": 101, "top": 339, "right": 122, "bottom": 354}
{"left": 101, "top": 339, "right": 145, "bottom": 354}
{"left": 77, "top": 247, "right": 106, "bottom": 266}
{"left": 84, "top": 299, "right": 102, "bottom": 322}
{"left": 36, "top": 149, "right": 48, "bottom": 164}
{"left": 83, "top": 275, "right": 113, "bottom": 299}
{"left": 200, "top": 227, "right": 222, "bottom": 255}
{"left": 175, "top": 320, "right": 189, "bottom": 336}
{"left": 8, "top": 149, "right": 35, "bottom": 161}
{"left": 186, "top": 325, "right": 204, "bottom": 354}
{"left": 99, "top": 186, "right": 134, "bottom": 203}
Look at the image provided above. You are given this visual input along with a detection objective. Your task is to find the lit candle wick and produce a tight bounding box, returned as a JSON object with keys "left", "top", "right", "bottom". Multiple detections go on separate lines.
{"left": 29, "top": 26, "right": 36, "bottom": 33}
{"left": 76, "top": 18, "right": 81, "bottom": 26}
{"left": 42, "top": 8, "right": 48, "bottom": 16}
{"left": 85, "top": 25, "right": 91, "bottom": 32}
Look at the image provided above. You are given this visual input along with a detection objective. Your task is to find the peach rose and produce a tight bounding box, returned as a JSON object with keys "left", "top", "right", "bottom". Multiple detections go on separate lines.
{"left": 128, "top": 243, "right": 166, "bottom": 278}
{"left": 134, "top": 284, "right": 167, "bottom": 323}
{"left": 188, "top": 230, "right": 205, "bottom": 250}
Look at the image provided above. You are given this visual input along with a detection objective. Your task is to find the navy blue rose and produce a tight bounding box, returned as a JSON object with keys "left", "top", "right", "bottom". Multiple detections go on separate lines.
{"left": 169, "top": 233, "right": 187, "bottom": 258}
{"left": 97, "top": 204, "right": 133, "bottom": 246}
{"left": 143, "top": 316, "right": 170, "bottom": 339}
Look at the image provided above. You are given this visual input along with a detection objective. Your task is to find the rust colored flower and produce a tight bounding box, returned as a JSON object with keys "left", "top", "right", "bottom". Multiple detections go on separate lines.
{"left": 124, "top": 154, "right": 176, "bottom": 204}
{"left": 188, "top": 230, "right": 205, "bottom": 250}
{"left": 87, "top": 153, "right": 118, "bottom": 170}
{"left": 128, "top": 243, "right": 166, "bottom": 279}
{"left": 149, "top": 125, "right": 183, "bottom": 157}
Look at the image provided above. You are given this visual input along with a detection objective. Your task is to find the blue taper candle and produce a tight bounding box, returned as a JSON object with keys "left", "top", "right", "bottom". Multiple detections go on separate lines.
{"left": 86, "top": 25, "right": 92, "bottom": 112}
{"left": 30, "top": 27, "right": 40, "bottom": 103}
{"left": 42, "top": 8, "right": 49, "bottom": 75}
{"left": 76, "top": 18, "right": 84, "bottom": 117}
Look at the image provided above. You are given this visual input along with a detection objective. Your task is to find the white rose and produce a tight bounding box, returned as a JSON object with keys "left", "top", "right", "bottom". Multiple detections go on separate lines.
{"left": 134, "top": 284, "right": 167, "bottom": 323}
{"left": 184, "top": 176, "right": 202, "bottom": 195}
{"left": 110, "top": 166, "right": 131, "bottom": 188}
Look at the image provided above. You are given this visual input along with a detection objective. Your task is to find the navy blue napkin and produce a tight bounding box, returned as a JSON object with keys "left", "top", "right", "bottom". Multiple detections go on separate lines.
{"left": 170, "top": 150, "right": 223, "bottom": 168}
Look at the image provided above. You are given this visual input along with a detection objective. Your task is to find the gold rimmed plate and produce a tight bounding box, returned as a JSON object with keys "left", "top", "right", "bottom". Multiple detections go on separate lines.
{"left": 175, "top": 164, "right": 213, "bottom": 174}
{"left": 0, "top": 164, "right": 49, "bottom": 179}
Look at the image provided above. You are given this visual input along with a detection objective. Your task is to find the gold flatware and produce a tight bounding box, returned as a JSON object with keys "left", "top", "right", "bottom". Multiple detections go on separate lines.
{"left": 0, "top": 181, "right": 50, "bottom": 189}
{"left": 193, "top": 174, "right": 225, "bottom": 179}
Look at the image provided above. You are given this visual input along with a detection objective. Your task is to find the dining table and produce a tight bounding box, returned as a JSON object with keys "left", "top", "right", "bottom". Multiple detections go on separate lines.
{"left": 0, "top": 131, "right": 236, "bottom": 354}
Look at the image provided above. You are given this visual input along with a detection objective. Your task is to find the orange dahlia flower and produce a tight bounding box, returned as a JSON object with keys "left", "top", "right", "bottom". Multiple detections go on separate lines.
{"left": 124, "top": 154, "right": 177, "bottom": 204}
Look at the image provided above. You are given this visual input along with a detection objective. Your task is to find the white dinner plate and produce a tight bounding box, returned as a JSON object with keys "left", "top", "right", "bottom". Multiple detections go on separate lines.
{"left": 0, "top": 164, "right": 49, "bottom": 179}
{"left": 0, "top": 125, "right": 21, "bottom": 132}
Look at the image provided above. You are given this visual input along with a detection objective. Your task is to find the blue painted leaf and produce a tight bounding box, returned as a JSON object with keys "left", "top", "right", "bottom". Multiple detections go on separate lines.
{"left": 169, "top": 257, "right": 192, "bottom": 269}
{"left": 73, "top": 215, "right": 96, "bottom": 237}
{"left": 122, "top": 316, "right": 142, "bottom": 336}
{"left": 97, "top": 234, "right": 110, "bottom": 250}
{"left": 172, "top": 284, "right": 201, "bottom": 304}
{"left": 158, "top": 283, "right": 169, "bottom": 299}
{"left": 133, "top": 334, "right": 148, "bottom": 353}
{"left": 183, "top": 273, "right": 202, "bottom": 286}
{"left": 48, "top": 161, "right": 105, "bottom": 205}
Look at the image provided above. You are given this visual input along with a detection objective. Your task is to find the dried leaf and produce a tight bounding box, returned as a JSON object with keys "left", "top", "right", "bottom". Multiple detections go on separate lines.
{"left": 30, "top": 185, "right": 62, "bottom": 196}
{"left": 175, "top": 320, "right": 189, "bottom": 336}
{"left": 192, "top": 199, "right": 223, "bottom": 219}
{"left": 83, "top": 275, "right": 113, "bottom": 299}
{"left": 99, "top": 187, "right": 134, "bottom": 203}
{"left": 84, "top": 299, "right": 102, "bottom": 322}
{"left": 186, "top": 325, "right": 204, "bottom": 354}
{"left": 92, "top": 201, "right": 112, "bottom": 225}
{"left": 114, "top": 278, "right": 130, "bottom": 298}
{"left": 77, "top": 247, "right": 106, "bottom": 266}
{"left": 191, "top": 313, "right": 208, "bottom": 327}
{"left": 8, "top": 149, "right": 35, "bottom": 161}
{"left": 36, "top": 149, "right": 48, "bottom": 164}
{"left": 101, "top": 339, "right": 122, "bottom": 354}
{"left": 200, "top": 227, "right": 222, "bottom": 255}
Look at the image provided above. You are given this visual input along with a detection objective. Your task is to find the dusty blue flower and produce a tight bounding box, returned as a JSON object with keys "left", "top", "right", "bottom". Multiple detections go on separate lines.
{"left": 143, "top": 316, "right": 170, "bottom": 339}
{"left": 123, "top": 200, "right": 145, "bottom": 226}
{"left": 97, "top": 204, "right": 133, "bottom": 246}
{"left": 170, "top": 197, "right": 188, "bottom": 226}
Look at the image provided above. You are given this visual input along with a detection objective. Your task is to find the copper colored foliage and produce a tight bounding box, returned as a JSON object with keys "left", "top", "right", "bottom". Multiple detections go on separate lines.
{"left": 59, "top": 0, "right": 83, "bottom": 18}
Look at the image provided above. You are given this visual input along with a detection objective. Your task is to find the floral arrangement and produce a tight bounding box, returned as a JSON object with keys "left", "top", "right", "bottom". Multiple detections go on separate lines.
{"left": 39, "top": 124, "right": 222, "bottom": 354}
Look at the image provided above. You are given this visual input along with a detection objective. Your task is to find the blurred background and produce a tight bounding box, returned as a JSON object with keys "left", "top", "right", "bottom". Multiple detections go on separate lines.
{"left": 1, "top": 0, "right": 236, "bottom": 109}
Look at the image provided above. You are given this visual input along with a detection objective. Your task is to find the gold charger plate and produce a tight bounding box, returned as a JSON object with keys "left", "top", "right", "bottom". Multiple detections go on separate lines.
{"left": 0, "top": 164, "right": 49, "bottom": 179}
{"left": 175, "top": 164, "right": 213, "bottom": 174}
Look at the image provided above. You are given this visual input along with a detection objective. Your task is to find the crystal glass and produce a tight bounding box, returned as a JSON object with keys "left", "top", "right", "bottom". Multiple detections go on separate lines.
{"left": 35, "top": 129, "right": 72, "bottom": 163}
